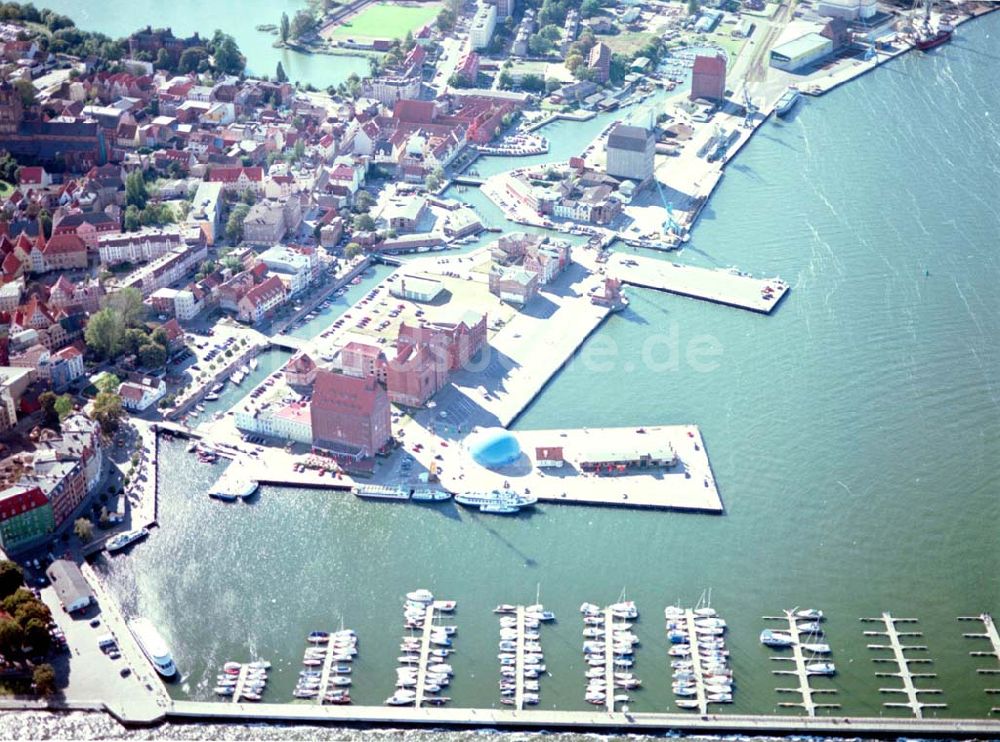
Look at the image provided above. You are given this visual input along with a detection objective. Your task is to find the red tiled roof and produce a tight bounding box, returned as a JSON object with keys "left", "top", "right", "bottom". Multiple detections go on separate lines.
{"left": 208, "top": 166, "right": 264, "bottom": 183}
{"left": 42, "top": 234, "right": 86, "bottom": 255}
{"left": 18, "top": 166, "right": 45, "bottom": 185}
{"left": 312, "top": 369, "right": 382, "bottom": 415}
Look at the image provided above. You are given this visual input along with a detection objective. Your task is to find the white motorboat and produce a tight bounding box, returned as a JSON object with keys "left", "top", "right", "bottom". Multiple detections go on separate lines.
{"left": 406, "top": 589, "right": 434, "bottom": 604}
{"left": 806, "top": 661, "right": 836, "bottom": 675}
{"left": 411, "top": 489, "right": 452, "bottom": 502}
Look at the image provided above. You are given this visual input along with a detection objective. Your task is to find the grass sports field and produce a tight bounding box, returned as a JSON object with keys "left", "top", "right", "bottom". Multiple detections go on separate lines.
{"left": 328, "top": 2, "right": 442, "bottom": 42}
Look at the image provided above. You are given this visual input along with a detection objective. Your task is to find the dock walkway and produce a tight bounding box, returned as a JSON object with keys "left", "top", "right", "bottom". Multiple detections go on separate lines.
{"left": 603, "top": 607, "right": 615, "bottom": 713}
{"left": 231, "top": 666, "right": 249, "bottom": 704}
{"left": 514, "top": 607, "right": 526, "bottom": 711}
{"left": 606, "top": 253, "right": 789, "bottom": 314}
{"left": 958, "top": 612, "right": 1000, "bottom": 713}
{"left": 414, "top": 605, "right": 435, "bottom": 708}
{"left": 316, "top": 634, "right": 338, "bottom": 704}
{"left": 862, "top": 613, "right": 944, "bottom": 718}
{"left": 683, "top": 610, "right": 709, "bottom": 715}
{"left": 765, "top": 610, "right": 838, "bottom": 717}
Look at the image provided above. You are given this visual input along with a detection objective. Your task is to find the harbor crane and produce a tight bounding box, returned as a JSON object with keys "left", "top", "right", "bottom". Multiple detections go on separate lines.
{"left": 741, "top": 83, "right": 757, "bottom": 129}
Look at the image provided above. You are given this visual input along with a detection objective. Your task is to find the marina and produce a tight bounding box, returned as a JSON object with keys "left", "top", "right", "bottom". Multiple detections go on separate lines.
{"left": 763, "top": 609, "right": 838, "bottom": 717}
{"left": 959, "top": 612, "right": 1000, "bottom": 713}
{"left": 863, "top": 613, "right": 945, "bottom": 718}
{"left": 388, "top": 591, "right": 455, "bottom": 708}
{"left": 667, "top": 603, "right": 733, "bottom": 714}
{"left": 604, "top": 253, "right": 789, "bottom": 314}
{"left": 581, "top": 601, "right": 641, "bottom": 713}
{"left": 496, "top": 603, "right": 551, "bottom": 710}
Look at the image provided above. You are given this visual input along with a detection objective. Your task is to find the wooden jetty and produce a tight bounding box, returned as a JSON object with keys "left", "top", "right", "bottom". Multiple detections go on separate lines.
{"left": 315, "top": 635, "right": 338, "bottom": 705}
{"left": 861, "top": 613, "right": 945, "bottom": 718}
{"left": 606, "top": 253, "right": 789, "bottom": 314}
{"left": 682, "top": 610, "right": 709, "bottom": 715}
{"left": 603, "top": 607, "right": 615, "bottom": 713}
{"left": 958, "top": 612, "right": 1000, "bottom": 713}
{"left": 764, "top": 610, "right": 839, "bottom": 717}
{"left": 414, "top": 604, "right": 436, "bottom": 708}
{"left": 231, "top": 665, "right": 249, "bottom": 704}
{"left": 514, "top": 607, "right": 526, "bottom": 711}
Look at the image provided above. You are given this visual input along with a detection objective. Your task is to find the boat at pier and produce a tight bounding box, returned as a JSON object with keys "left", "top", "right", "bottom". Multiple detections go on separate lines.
{"left": 105, "top": 527, "right": 149, "bottom": 553}
{"left": 455, "top": 489, "right": 537, "bottom": 514}
{"left": 774, "top": 88, "right": 800, "bottom": 118}
{"left": 410, "top": 488, "right": 452, "bottom": 502}
{"left": 230, "top": 369, "right": 247, "bottom": 385}
{"left": 127, "top": 618, "right": 177, "bottom": 678}
{"left": 760, "top": 629, "right": 795, "bottom": 647}
{"left": 354, "top": 485, "right": 410, "bottom": 500}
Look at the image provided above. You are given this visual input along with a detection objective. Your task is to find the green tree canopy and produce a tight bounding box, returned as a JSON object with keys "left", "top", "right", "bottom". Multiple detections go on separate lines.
{"left": 125, "top": 170, "right": 148, "bottom": 209}
{"left": 280, "top": 12, "right": 290, "bottom": 43}
{"left": 96, "top": 372, "right": 121, "bottom": 394}
{"left": 276, "top": 61, "right": 288, "bottom": 83}
{"left": 91, "top": 391, "right": 123, "bottom": 436}
{"left": 139, "top": 342, "right": 167, "bottom": 369}
{"left": 73, "top": 517, "right": 93, "bottom": 542}
{"left": 353, "top": 213, "right": 375, "bottom": 232}
{"left": 107, "top": 287, "right": 145, "bottom": 328}
{"left": 0, "top": 562, "right": 24, "bottom": 599}
{"left": 23, "top": 618, "right": 51, "bottom": 655}
{"left": 32, "top": 663, "right": 56, "bottom": 697}
{"left": 84, "top": 308, "right": 124, "bottom": 359}
{"left": 226, "top": 202, "right": 251, "bottom": 243}
{"left": 344, "top": 242, "right": 363, "bottom": 259}
{"left": 38, "top": 391, "right": 60, "bottom": 430}
{"left": 54, "top": 394, "right": 74, "bottom": 420}
{"left": 0, "top": 619, "right": 24, "bottom": 657}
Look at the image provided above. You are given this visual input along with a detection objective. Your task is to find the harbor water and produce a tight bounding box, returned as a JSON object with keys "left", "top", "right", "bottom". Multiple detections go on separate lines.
{"left": 33, "top": 0, "right": 370, "bottom": 88}
{"left": 14, "top": 10, "right": 1000, "bottom": 740}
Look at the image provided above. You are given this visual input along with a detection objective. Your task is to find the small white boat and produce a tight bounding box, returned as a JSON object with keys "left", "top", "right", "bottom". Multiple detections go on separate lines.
{"left": 801, "top": 642, "right": 831, "bottom": 654}
{"left": 406, "top": 589, "right": 434, "bottom": 604}
{"left": 795, "top": 608, "right": 824, "bottom": 620}
{"left": 806, "top": 661, "right": 836, "bottom": 675}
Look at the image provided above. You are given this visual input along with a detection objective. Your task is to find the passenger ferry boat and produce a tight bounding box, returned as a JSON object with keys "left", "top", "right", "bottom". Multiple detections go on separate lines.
{"left": 127, "top": 618, "right": 177, "bottom": 678}
{"left": 354, "top": 485, "right": 410, "bottom": 500}
{"left": 410, "top": 489, "right": 452, "bottom": 502}
{"left": 454, "top": 489, "right": 537, "bottom": 514}
{"left": 105, "top": 527, "right": 149, "bottom": 553}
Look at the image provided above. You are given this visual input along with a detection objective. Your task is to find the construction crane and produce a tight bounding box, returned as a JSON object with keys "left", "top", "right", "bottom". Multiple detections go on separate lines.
{"left": 741, "top": 83, "right": 757, "bottom": 129}
{"left": 655, "top": 178, "right": 685, "bottom": 240}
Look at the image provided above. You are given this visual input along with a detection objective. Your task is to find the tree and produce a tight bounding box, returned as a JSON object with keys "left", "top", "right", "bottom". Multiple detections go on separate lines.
{"left": 226, "top": 202, "right": 250, "bottom": 243}
{"left": 24, "top": 618, "right": 51, "bottom": 654}
{"left": 290, "top": 9, "right": 316, "bottom": 39}
{"left": 123, "top": 328, "right": 149, "bottom": 357}
{"left": 107, "top": 287, "right": 145, "bottom": 328}
{"left": 123, "top": 204, "right": 140, "bottom": 232}
{"left": 13, "top": 79, "right": 35, "bottom": 108}
{"left": 14, "top": 598, "right": 50, "bottom": 630}
{"left": 212, "top": 33, "right": 245, "bottom": 75}
{"left": 437, "top": 8, "right": 456, "bottom": 31}
{"left": 425, "top": 166, "right": 445, "bottom": 192}
{"left": 353, "top": 214, "right": 375, "bottom": 232}
{"left": 139, "top": 342, "right": 167, "bottom": 369}
{"left": 687, "top": 0, "right": 700, "bottom": 15}
{"left": 353, "top": 190, "right": 375, "bottom": 213}
{"left": 73, "top": 517, "right": 94, "bottom": 542}
{"left": 0, "top": 561, "right": 23, "bottom": 598}
{"left": 178, "top": 47, "right": 208, "bottom": 74}
{"left": 54, "top": 394, "right": 74, "bottom": 421}
{"left": 96, "top": 372, "right": 121, "bottom": 395}
{"left": 528, "top": 34, "right": 553, "bottom": 56}
{"left": 84, "top": 309, "right": 123, "bottom": 359}
{"left": 125, "top": 170, "right": 149, "bottom": 209}
{"left": 37, "top": 209, "right": 52, "bottom": 239}
{"left": 0, "top": 619, "right": 24, "bottom": 657}
{"left": 521, "top": 73, "right": 547, "bottom": 92}
{"left": 581, "top": 0, "right": 601, "bottom": 17}
{"left": 566, "top": 53, "right": 584, "bottom": 72}
{"left": 344, "top": 242, "right": 363, "bottom": 259}
{"left": 32, "top": 663, "right": 56, "bottom": 697}
{"left": 155, "top": 48, "right": 172, "bottom": 71}
{"left": 275, "top": 61, "right": 288, "bottom": 83}
{"left": 91, "top": 391, "right": 123, "bottom": 436}
{"left": 539, "top": 24, "right": 561, "bottom": 42}
{"left": 39, "top": 391, "right": 60, "bottom": 429}
{"left": 293, "top": 138, "right": 306, "bottom": 162}
{"left": 280, "top": 11, "right": 290, "bottom": 43}
{"left": 1, "top": 588, "right": 33, "bottom": 616}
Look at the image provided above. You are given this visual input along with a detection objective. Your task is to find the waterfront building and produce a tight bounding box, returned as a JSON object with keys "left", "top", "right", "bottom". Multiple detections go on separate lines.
{"left": 341, "top": 342, "right": 388, "bottom": 383}
{"left": 467, "top": 428, "right": 522, "bottom": 468}
{"left": 257, "top": 245, "right": 315, "bottom": 296}
{"left": 46, "top": 559, "right": 94, "bottom": 613}
{"left": 284, "top": 352, "right": 318, "bottom": 389}
{"left": 769, "top": 32, "right": 834, "bottom": 72}
{"left": 390, "top": 275, "right": 444, "bottom": 303}
{"left": 22, "top": 458, "right": 86, "bottom": 527}
{"left": 398, "top": 313, "right": 488, "bottom": 372}
{"left": 606, "top": 124, "right": 655, "bottom": 182}
{"left": 588, "top": 43, "right": 612, "bottom": 84}
{"left": 534, "top": 446, "right": 564, "bottom": 468}
{"left": 578, "top": 440, "right": 677, "bottom": 474}
{"left": 118, "top": 376, "right": 166, "bottom": 411}
{"left": 310, "top": 370, "right": 391, "bottom": 461}
{"left": 237, "top": 274, "right": 287, "bottom": 323}
{"left": 690, "top": 54, "right": 727, "bottom": 102}
{"left": 470, "top": 3, "right": 498, "bottom": 50}
{"left": 0, "top": 486, "right": 54, "bottom": 553}
{"left": 236, "top": 401, "right": 313, "bottom": 445}
{"left": 386, "top": 342, "right": 447, "bottom": 407}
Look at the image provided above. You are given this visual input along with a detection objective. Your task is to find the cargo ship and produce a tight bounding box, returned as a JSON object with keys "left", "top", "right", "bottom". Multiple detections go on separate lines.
{"left": 774, "top": 88, "right": 801, "bottom": 118}
{"left": 915, "top": 26, "right": 952, "bottom": 51}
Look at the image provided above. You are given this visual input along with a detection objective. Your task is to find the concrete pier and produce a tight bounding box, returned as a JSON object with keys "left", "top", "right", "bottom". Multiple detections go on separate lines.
{"left": 316, "top": 636, "right": 338, "bottom": 705}
{"left": 605, "top": 253, "right": 789, "bottom": 314}
{"left": 765, "top": 610, "right": 839, "bottom": 717}
{"left": 427, "top": 425, "right": 723, "bottom": 513}
{"left": 862, "top": 613, "right": 945, "bottom": 718}
{"left": 514, "top": 607, "right": 526, "bottom": 711}
{"left": 603, "top": 607, "right": 615, "bottom": 713}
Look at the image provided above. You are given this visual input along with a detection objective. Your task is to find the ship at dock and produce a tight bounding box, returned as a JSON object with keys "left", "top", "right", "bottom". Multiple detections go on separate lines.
{"left": 455, "top": 489, "right": 537, "bottom": 514}
{"left": 127, "top": 618, "right": 177, "bottom": 678}
{"left": 774, "top": 88, "right": 801, "bottom": 118}
{"left": 912, "top": 0, "right": 953, "bottom": 51}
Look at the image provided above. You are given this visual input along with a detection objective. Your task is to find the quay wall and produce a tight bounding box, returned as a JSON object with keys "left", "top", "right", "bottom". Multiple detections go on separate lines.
{"left": 164, "top": 702, "right": 1000, "bottom": 738}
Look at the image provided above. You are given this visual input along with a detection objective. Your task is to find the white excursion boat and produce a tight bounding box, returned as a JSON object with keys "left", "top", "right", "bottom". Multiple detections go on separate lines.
{"left": 127, "top": 618, "right": 177, "bottom": 678}
{"left": 406, "top": 589, "right": 434, "bottom": 604}
{"left": 106, "top": 527, "right": 149, "bottom": 553}
{"left": 454, "top": 489, "right": 537, "bottom": 514}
